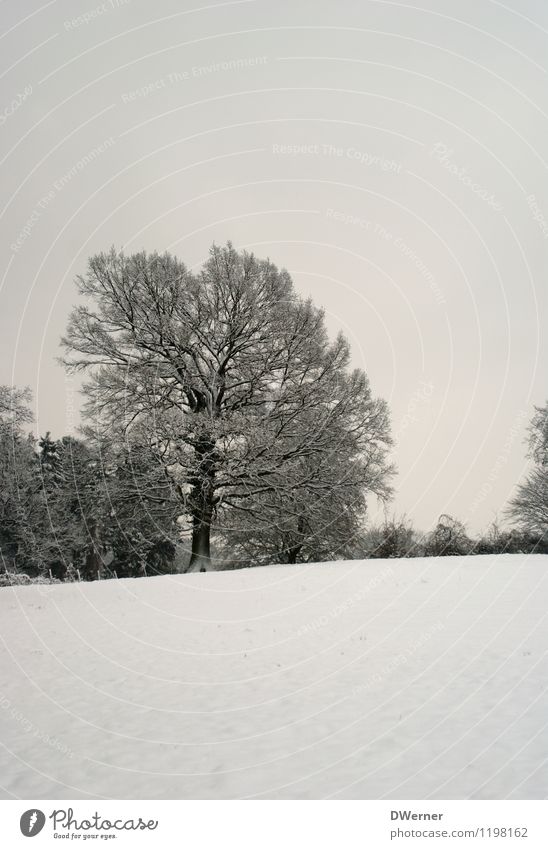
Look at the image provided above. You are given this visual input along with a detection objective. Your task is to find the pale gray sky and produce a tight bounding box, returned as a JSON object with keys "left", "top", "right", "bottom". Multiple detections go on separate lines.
{"left": 1, "top": 0, "right": 547, "bottom": 533}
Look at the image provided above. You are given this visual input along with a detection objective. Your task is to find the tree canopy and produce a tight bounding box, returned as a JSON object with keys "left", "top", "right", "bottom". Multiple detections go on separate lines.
{"left": 62, "top": 243, "right": 394, "bottom": 570}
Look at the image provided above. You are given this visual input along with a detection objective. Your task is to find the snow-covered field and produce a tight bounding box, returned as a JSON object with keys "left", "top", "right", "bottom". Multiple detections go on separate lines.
{"left": 0, "top": 555, "right": 546, "bottom": 800}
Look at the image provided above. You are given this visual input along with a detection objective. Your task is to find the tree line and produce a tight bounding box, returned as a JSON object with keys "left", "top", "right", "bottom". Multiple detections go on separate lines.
{"left": 1, "top": 244, "right": 546, "bottom": 583}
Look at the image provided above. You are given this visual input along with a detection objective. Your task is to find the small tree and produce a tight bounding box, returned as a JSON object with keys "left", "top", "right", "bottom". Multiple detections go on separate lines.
{"left": 363, "top": 514, "right": 421, "bottom": 559}
{"left": 425, "top": 514, "right": 472, "bottom": 557}
{"left": 62, "top": 244, "right": 394, "bottom": 571}
{"left": 507, "top": 403, "right": 548, "bottom": 535}
{"left": 36, "top": 435, "right": 106, "bottom": 578}
{"left": 38, "top": 434, "right": 180, "bottom": 580}
{"left": 102, "top": 440, "right": 181, "bottom": 577}
{"left": 0, "top": 386, "right": 33, "bottom": 426}
{"left": 0, "top": 387, "right": 52, "bottom": 576}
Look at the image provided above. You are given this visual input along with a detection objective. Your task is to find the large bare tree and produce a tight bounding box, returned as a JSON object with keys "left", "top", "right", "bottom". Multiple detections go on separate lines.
{"left": 62, "top": 243, "right": 394, "bottom": 570}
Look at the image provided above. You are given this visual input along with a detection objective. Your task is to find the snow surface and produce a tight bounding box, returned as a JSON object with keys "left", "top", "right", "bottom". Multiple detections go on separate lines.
{"left": 0, "top": 554, "right": 547, "bottom": 800}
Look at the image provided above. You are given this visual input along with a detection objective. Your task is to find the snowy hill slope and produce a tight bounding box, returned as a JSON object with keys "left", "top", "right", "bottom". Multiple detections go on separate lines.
{"left": 0, "top": 555, "right": 546, "bottom": 800}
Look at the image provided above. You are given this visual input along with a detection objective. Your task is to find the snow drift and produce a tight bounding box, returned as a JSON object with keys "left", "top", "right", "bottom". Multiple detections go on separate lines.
{"left": 0, "top": 554, "right": 546, "bottom": 799}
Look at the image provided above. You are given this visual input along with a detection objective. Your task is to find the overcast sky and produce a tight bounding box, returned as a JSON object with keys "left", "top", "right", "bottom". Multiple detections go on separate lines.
{"left": 1, "top": 0, "right": 547, "bottom": 533}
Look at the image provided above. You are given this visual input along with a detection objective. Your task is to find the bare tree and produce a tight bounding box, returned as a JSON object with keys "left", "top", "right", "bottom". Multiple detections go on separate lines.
{"left": 62, "top": 244, "right": 394, "bottom": 570}
{"left": 0, "top": 386, "right": 47, "bottom": 575}
{"left": 425, "top": 514, "right": 472, "bottom": 557}
{"left": 0, "top": 385, "right": 33, "bottom": 427}
{"left": 507, "top": 403, "right": 548, "bottom": 534}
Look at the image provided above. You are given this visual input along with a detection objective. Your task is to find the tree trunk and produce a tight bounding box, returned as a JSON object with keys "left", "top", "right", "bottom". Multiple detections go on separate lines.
{"left": 187, "top": 432, "right": 216, "bottom": 572}
{"left": 285, "top": 517, "right": 307, "bottom": 564}
{"left": 188, "top": 505, "right": 213, "bottom": 572}
{"left": 286, "top": 539, "right": 303, "bottom": 564}
{"left": 84, "top": 519, "right": 104, "bottom": 580}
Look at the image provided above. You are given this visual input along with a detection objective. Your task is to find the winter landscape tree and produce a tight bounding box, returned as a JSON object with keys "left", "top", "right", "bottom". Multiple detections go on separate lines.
{"left": 507, "top": 402, "right": 548, "bottom": 535}
{"left": 0, "top": 385, "right": 33, "bottom": 428}
{"left": 362, "top": 514, "right": 420, "bottom": 559}
{"left": 0, "top": 387, "right": 45, "bottom": 573}
{"left": 38, "top": 433, "right": 180, "bottom": 579}
{"left": 424, "top": 514, "right": 472, "bottom": 557}
{"left": 61, "top": 243, "right": 395, "bottom": 570}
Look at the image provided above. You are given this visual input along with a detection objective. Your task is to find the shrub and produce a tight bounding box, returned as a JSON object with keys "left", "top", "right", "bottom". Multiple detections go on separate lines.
{"left": 0, "top": 571, "right": 61, "bottom": 588}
